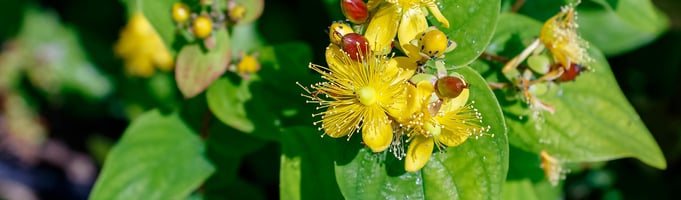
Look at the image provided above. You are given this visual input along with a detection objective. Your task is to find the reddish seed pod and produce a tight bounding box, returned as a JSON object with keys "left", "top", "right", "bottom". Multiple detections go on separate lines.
{"left": 341, "top": 0, "right": 369, "bottom": 24}
{"left": 557, "top": 63, "right": 585, "bottom": 82}
{"left": 341, "top": 33, "right": 370, "bottom": 61}
{"left": 435, "top": 76, "right": 469, "bottom": 99}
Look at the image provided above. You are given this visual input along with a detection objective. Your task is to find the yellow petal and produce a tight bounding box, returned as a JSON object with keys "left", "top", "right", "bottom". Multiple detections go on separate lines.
{"left": 365, "top": 4, "right": 399, "bottom": 54}
{"left": 436, "top": 127, "right": 469, "bottom": 147}
{"left": 366, "top": 0, "right": 382, "bottom": 11}
{"left": 325, "top": 44, "right": 355, "bottom": 75}
{"left": 386, "top": 84, "right": 414, "bottom": 123}
{"left": 427, "top": 4, "right": 449, "bottom": 28}
{"left": 440, "top": 88, "right": 469, "bottom": 113}
{"left": 398, "top": 7, "right": 428, "bottom": 57}
{"left": 414, "top": 80, "right": 435, "bottom": 107}
{"left": 405, "top": 134, "right": 434, "bottom": 172}
{"left": 154, "top": 48, "right": 174, "bottom": 71}
{"left": 386, "top": 56, "right": 417, "bottom": 83}
{"left": 386, "top": 80, "right": 435, "bottom": 125}
{"left": 401, "top": 43, "right": 423, "bottom": 60}
{"left": 126, "top": 57, "right": 154, "bottom": 77}
{"left": 362, "top": 107, "right": 393, "bottom": 152}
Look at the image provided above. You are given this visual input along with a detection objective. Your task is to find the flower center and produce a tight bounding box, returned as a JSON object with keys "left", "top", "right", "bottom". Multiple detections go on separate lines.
{"left": 424, "top": 121, "right": 441, "bottom": 137}
{"left": 357, "top": 86, "right": 377, "bottom": 106}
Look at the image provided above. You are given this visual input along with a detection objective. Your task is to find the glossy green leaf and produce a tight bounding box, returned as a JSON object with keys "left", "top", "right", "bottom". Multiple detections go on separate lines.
{"left": 439, "top": 0, "right": 501, "bottom": 66}
{"left": 280, "top": 126, "right": 343, "bottom": 200}
{"left": 334, "top": 67, "right": 508, "bottom": 199}
{"left": 176, "top": 28, "right": 231, "bottom": 98}
{"left": 506, "top": 146, "right": 563, "bottom": 199}
{"left": 120, "top": 0, "right": 181, "bottom": 55}
{"left": 479, "top": 13, "right": 666, "bottom": 169}
{"left": 577, "top": 0, "right": 668, "bottom": 55}
{"left": 503, "top": 179, "right": 538, "bottom": 200}
{"left": 90, "top": 110, "right": 214, "bottom": 200}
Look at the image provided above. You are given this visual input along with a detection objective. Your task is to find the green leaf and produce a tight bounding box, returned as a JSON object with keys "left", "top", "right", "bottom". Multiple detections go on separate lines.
{"left": 90, "top": 110, "right": 214, "bottom": 200}
{"left": 257, "top": 42, "right": 319, "bottom": 127}
{"left": 206, "top": 74, "right": 281, "bottom": 141}
{"left": 8, "top": 7, "right": 113, "bottom": 100}
{"left": 506, "top": 146, "right": 563, "bottom": 199}
{"left": 480, "top": 13, "right": 666, "bottom": 169}
{"left": 334, "top": 67, "right": 508, "bottom": 199}
{"left": 206, "top": 76, "right": 255, "bottom": 133}
{"left": 206, "top": 42, "right": 316, "bottom": 140}
{"left": 502, "top": 179, "right": 539, "bottom": 200}
{"left": 439, "top": 0, "right": 501, "bottom": 66}
{"left": 120, "top": 0, "right": 181, "bottom": 55}
{"left": 280, "top": 126, "right": 343, "bottom": 200}
{"left": 502, "top": 176, "right": 562, "bottom": 200}
{"left": 577, "top": 0, "right": 669, "bottom": 55}
{"left": 176, "top": 28, "right": 231, "bottom": 98}
{"left": 203, "top": 121, "right": 266, "bottom": 200}
{"left": 206, "top": 120, "right": 268, "bottom": 158}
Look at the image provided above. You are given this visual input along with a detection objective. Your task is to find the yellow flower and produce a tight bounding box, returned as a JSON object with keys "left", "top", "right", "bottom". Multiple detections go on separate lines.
{"left": 402, "top": 80, "right": 488, "bottom": 172}
{"left": 301, "top": 44, "right": 411, "bottom": 152}
{"left": 236, "top": 53, "right": 260, "bottom": 74}
{"left": 540, "top": 150, "right": 564, "bottom": 186}
{"left": 364, "top": 0, "right": 450, "bottom": 54}
{"left": 539, "top": 6, "right": 590, "bottom": 70}
{"left": 115, "top": 12, "right": 173, "bottom": 77}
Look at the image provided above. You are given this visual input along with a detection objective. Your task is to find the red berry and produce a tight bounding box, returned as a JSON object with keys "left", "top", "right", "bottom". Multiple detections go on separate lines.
{"left": 557, "top": 63, "right": 585, "bottom": 82}
{"left": 341, "top": 33, "right": 370, "bottom": 61}
{"left": 341, "top": 0, "right": 369, "bottom": 24}
{"left": 436, "top": 76, "right": 469, "bottom": 99}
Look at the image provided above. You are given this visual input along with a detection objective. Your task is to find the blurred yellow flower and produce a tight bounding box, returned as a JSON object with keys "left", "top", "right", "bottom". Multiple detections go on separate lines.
{"left": 115, "top": 12, "right": 173, "bottom": 77}
{"left": 301, "top": 45, "right": 411, "bottom": 152}
{"left": 236, "top": 53, "right": 260, "bottom": 74}
{"left": 364, "top": 0, "right": 449, "bottom": 54}
{"left": 539, "top": 6, "right": 591, "bottom": 70}
{"left": 402, "top": 80, "right": 488, "bottom": 172}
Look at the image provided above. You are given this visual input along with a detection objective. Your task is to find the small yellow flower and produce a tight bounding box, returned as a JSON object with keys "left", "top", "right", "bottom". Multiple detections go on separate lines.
{"left": 364, "top": 0, "right": 450, "bottom": 54}
{"left": 115, "top": 12, "right": 173, "bottom": 77}
{"left": 540, "top": 150, "right": 564, "bottom": 186}
{"left": 301, "top": 45, "right": 411, "bottom": 152}
{"left": 402, "top": 80, "right": 488, "bottom": 172}
{"left": 236, "top": 53, "right": 260, "bottom": 74}
{"left": 539, "top": 5, "right": 591, "bottom": 70}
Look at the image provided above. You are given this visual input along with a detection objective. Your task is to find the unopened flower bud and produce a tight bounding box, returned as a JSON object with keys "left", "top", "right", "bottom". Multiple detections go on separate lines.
{"left": 341, "top": 0, "right": 369, "bottom": 24}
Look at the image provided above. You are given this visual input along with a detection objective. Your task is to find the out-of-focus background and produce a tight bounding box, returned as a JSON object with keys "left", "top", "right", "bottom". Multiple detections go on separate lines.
{"left": 0, "top": 0, "right": 679, "bottom": 199}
